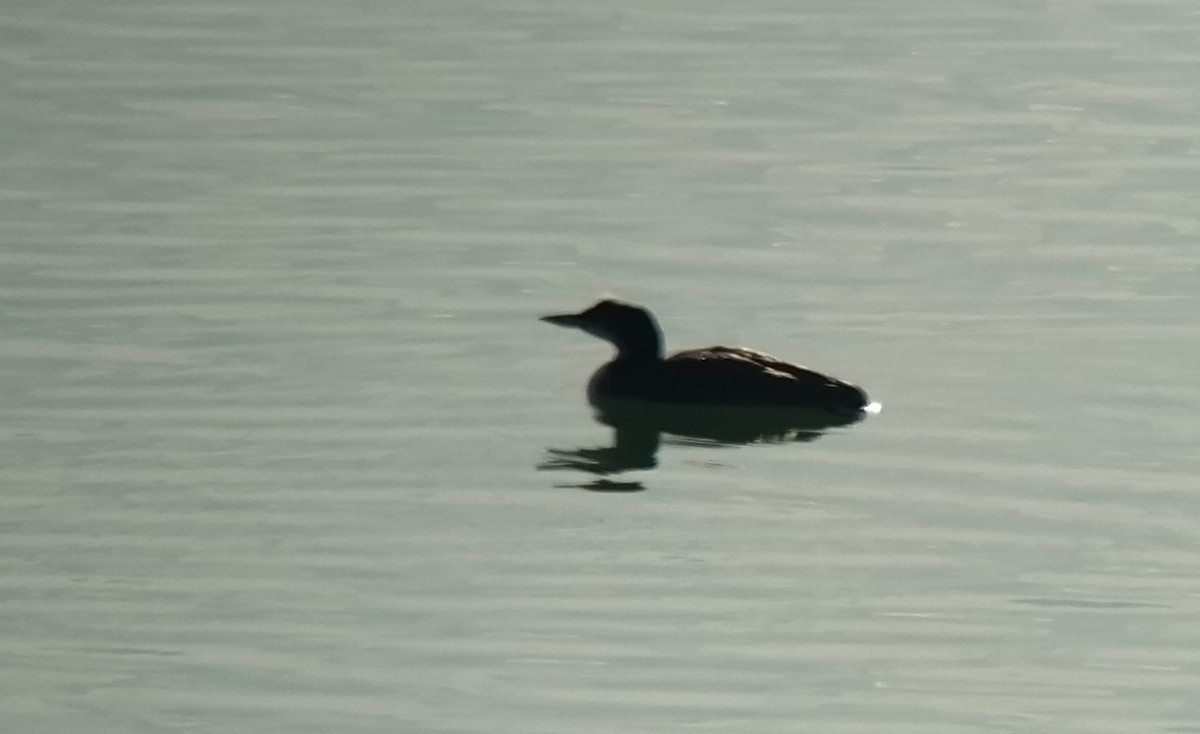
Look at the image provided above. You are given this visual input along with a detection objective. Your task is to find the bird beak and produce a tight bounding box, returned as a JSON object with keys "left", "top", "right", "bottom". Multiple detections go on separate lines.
{"left": 540, "top": 312, "right": 584, "bottom": 328}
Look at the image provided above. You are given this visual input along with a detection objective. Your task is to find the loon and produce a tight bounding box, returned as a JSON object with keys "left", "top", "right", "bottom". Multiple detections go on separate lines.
{"left": 541, "top": 299, "right": 870, "bottom": 414}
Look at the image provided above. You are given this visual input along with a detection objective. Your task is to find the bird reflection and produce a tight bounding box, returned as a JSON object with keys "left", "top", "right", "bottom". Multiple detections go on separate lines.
{"left": 540, "top": 396, "right": 868, "bottom": 480}
{"left": 539, "top": 415, "right": 661, "bottom": 477}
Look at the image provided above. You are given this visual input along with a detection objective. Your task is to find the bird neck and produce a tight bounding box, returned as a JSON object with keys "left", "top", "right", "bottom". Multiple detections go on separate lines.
{"left": 613, "top": 345, "right": 661, "bottom": 363}
{"left": 611, "top": 324, "right": 663, "bottom": 362}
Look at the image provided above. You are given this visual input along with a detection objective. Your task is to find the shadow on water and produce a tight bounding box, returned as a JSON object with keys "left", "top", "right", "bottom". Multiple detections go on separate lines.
{"left": 540, "top": 397, "right": 873, "bottom": 488}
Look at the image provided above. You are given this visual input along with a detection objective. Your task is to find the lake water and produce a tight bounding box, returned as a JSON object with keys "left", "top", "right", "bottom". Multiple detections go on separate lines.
{"left": 3, "top": 1, "right": 1200, "bottom": 732}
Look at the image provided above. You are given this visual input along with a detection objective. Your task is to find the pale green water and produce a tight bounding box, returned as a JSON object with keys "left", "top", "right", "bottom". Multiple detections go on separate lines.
{"left": 3, "top": 1, "right": 1200, "bottom": 732}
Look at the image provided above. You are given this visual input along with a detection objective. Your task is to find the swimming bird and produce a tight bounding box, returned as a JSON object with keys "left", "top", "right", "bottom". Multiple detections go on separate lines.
{"left": 541, "top": 299, "right": 870, "bottom": 415}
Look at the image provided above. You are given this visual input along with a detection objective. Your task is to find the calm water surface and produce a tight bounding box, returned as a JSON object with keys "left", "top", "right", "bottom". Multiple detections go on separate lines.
{"left": 3, "top": 1, "right": 1200, "bottom": 732}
